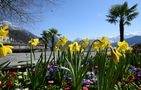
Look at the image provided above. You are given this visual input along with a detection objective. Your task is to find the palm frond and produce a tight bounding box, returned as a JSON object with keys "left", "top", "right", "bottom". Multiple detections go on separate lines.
{"left": 124, "top": 21, "right": 131, "bottom": 25}
{"left": 106, "top": 19, "right": 118, "bottom": 24}
{"left": 106, "top": 15, "right": 118, "bottom": 24}
{"left": 49, "top": 28, "right": 58, "bottom": 35}
{"left": 106, "top": 15, "right": 116, "bottom": 19}
{"left": 122, "top": 1, "right": 128, "bottom": 12}
{"left": 128, "top": 4, "right": 138, "bottom": 13}
{"left": 109, "top": 5, "right": 121, "bottom": 17}
{"left": 127, "top": 12, "right": 139, "bottom": 21}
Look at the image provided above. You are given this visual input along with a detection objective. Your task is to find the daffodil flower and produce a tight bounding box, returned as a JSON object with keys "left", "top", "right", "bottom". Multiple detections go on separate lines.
{"left": 57, "top": 36, "right": 68, "bottom": 46}
{"left": 0, "top": 43, "right": 14, "bottom": 58}
{"left": 127, "top": 47, "right": 133, "bottom": 53}
{"left": 117, "top": 41, "right": 129, "bottom": 52}
{"left": 100, "top": 36, "right": 111, "bottom": 50}
{"left": 28, "top": 38, "right": 39, "bottom": 46}
{"left": 68, "top": 42, "right": 81, "bottom": 53}
{"left": 92, "top": 41, "right": 100, "bottom": 52}
{"left": 0, "top": 25, "right": 9, "bottom": 38}
{"left": 111, "top": 48, "right": 122, "bottom": 64}
{"left": 81, "top": 38, "right": 89, "bottom": 48}
{"left": 80, "top": 48, "right": 84, "bottom": 53}
{"left": 92, "top": 37, "right": 111, "bottom": 52}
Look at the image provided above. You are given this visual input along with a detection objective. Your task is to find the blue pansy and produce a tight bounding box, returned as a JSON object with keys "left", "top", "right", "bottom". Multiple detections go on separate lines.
{"left": 135, "top": 69, "right": 141, "bottom": 77}
{"left": 129, "top": 67, "right": 136, "bottom": 72}
{"left": 48, "top": 65, "right": 59, "bottom": 72}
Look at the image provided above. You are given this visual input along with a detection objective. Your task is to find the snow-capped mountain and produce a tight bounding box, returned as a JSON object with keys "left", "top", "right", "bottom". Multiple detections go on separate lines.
{"left": 109, "top": 32, "right": 141, "bottom": 43}
{"left": 0, "top": 20, "right": 20, "bottom": 30}
{"left": 0, "top": 20, "right": 37, "bottom": 43}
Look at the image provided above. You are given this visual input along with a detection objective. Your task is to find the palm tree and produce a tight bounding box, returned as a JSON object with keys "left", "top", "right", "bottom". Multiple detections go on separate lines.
{"left": 41, "top": 28, "right": 60, "bottom": 61}
{"left": 41, "top": 28, "right": 60, "bottom": 50}
{"left": 106, "top": 2, "right": 139, "bottom": 42}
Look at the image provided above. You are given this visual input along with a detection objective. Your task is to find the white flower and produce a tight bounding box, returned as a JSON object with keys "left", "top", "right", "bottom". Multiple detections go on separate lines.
{"left": 18, "top": 72, "right": 22, "bottom": 74}
{"left": 23, "top": 88, "right": 29, "bottom": 90}
{"left": 17, "top": 65, "right": 22, "bottom": 68}
{"left": 18, "top": 75, "right": 22, "bottom": 79}
{"left": 23, "top": 72, "right": 28, "bottom": 76}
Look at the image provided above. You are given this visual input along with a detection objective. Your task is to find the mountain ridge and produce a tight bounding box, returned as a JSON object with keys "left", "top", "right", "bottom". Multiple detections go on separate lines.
{"left": 9, "top": 29, "right": 38, "bottom": 44}
{"left": 111, "top": 35, "right": 141, "bottom": 46}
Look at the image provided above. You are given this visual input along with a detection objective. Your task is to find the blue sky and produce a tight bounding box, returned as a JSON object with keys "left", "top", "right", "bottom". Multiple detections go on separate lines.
{"left": 26, "top": 0, "right": 141, "bottom": 41}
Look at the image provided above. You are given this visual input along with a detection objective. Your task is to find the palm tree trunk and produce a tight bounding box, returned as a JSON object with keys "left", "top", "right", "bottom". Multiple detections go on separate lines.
{"left": 119, "top": 18, "right": 124, "bottom": 42}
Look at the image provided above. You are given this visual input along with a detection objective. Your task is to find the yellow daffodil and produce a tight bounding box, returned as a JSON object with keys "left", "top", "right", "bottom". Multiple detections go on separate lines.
{"left": 100, "top": 36, "right": 111, "bottom": 50}
{"left": 80, "top": 48, "right": 84, "bottom": 53}
{"left": 117, "top": 41, "right": 129, "bottom": 52}
{"left": 111, "top": 48, "right": 122, "bottom": 64}
{"left": 0, "top": 25, "right": 9, "bottom": 38}
{"left": 68, "top": 42, "right": 81, "bottom": 53}
{"left": 81, "top": 38, "right": 89, "bottom": 48}
{"left": 0, "top": 43, "right": 14, "bottom": 58}
{"left": 28, "top": 38, "right": 39, "bottom": 46}
{"left": 127, "top": 47, "right": 133, "bottom": 53}
{"left": 57, "top": 36, "right": 68, "bottom": 46}
{"left": 92, "top": 41, "right": 100, "bottom": 52}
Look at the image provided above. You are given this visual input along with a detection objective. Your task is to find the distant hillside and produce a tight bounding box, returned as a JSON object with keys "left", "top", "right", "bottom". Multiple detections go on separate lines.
{"left": 9, "top": 30, "right": 37, "bottom": 44}
{"left": 133, "top": 43, "right": 141, "bottom": 50}
{"left": 126, "top": 36, "right": 141, "bottom": 45}
{"left": 112, "top": 35, "right": 141, "bottom": 46}
{"left": 109, "top": 33, "right": 141, "bottom": 43}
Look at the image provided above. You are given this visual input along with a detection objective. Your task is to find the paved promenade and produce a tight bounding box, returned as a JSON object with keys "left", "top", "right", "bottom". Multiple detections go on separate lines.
{"left": 0, "top": 52, "right": 51, "bottom": 66}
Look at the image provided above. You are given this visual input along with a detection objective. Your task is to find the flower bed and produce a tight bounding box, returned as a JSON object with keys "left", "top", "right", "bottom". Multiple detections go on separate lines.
{"left": 0, "top": 26, "right": 141, "bottom": 90}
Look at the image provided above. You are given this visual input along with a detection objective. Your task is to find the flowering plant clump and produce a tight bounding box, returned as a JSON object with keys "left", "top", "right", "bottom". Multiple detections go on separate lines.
{"left": 28, "top": 38, "right": 39, "bottom": 46}
{"left": 1, "top": 28, "right": 141, "bottom": 90}
{"left": 0, "top": 26, "right": 13, "bottom": 59}
{"left": 56, "top": 36, "right": 68, "bottom": 47}
{"left": 113, "top": 65, "right": 141, "bottom": 90}
{"left": 0, "top": 71, "right": 30, "bottom": 90}
{"left": 0, "top": 26, "right": 9, "bottom": 38}
{"left": 0, "top": 71, "right": 17, "bottom": 89}
{"left": 81, "top": 38, "right": 89, "bottom": 48}
{"left": 0, "top": 43, "right": 13, "bottom": 58}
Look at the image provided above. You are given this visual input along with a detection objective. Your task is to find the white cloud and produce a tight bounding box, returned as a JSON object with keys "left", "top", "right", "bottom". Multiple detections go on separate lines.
{"left": 125, "top": 32, "right": 141, "bottom": 36}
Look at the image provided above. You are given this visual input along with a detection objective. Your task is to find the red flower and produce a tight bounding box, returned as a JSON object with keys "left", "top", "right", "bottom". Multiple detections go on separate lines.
{"left": 64, "top": 87, "right": 70, "bottom": 90}
{"left": 0, "top": 82, "right": 3, "bottom": 88}
{"left": 83, "top": 86, "right": 89, "bottom": 90}
{"left": 48, "top": 80, "right": 54, "bottom": 84}
{"left": 6, "top": 81, "right": 14, "bottom": 87}
{"left": 7, "top": 72, "right": 16, "bottom": 78}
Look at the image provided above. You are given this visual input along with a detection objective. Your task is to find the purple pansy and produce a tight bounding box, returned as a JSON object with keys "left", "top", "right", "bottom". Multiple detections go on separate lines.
{"left": 48, "top": 65, "right": 59, "bottom": 72}
{"left": 135, "top": 69, "right": 141, "bottom": 77}
{"left": 129, "top": 67, "right": 136, "bottom": 72}
{"left": 83, "top": 79, "right": 93, "bottom": 85}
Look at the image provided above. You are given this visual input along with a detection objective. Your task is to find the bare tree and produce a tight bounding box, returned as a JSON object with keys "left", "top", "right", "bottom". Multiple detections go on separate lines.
{"left": 0, "top": 0, "right": 60, "bottom": 23}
